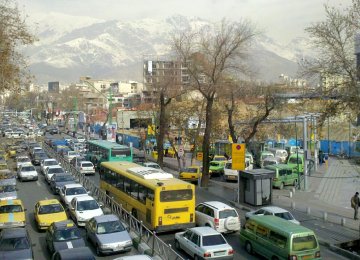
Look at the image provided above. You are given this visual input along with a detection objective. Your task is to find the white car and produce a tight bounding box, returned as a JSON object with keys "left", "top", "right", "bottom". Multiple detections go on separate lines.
{"left": 175, "top": 227, "right": 234, "bottom": 259}
{"left": 16, "top": 156, "right": 32, "bottom": 170}
{"left": 69, "top": 195, "right": 103, "bottom": 226}
{"left": 195, "top": 201, "right": 241, "bottom": 233}
{"left": 76, "top": 136, "right": 86, "bottom": 143}
{"left": 44, "top": 165, "right": 66, "bottom": 183}
{"left": 17, "top": 164, "right": 38, "bottom": 181}
{"left": 76, "top": 161, "right": 95, "bottom": 175}
{"left": 40, "top": 158, "right": 60, "bottom": 174}
{"left": 245, "top": 206, "right": 300, "bottom": 225}
{"left": 65, "top": 151, "right": 80, "bottom": 162}
{"left": 59, "top": 183, "right": 88, "bottom": 208}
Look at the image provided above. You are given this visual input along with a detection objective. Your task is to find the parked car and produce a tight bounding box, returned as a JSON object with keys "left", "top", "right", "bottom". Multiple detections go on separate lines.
{"left": 174, "top": 227, "right": 234, "bottom": 259}
{"left": 0, "top": 228, "right": 35, "bottom": 259}
{"left": 34, "top": 199, "right": 68, "bottom": 230}
{"left": 49, "top": 174, "right": 76, "bottom": 195}
{"left": 59, "top": 184, "right": 88, "bottom": 208}
{"left": 245, "top": 206, "right": 300, "bottom": 225}
{"left": 85, "top": 214, "right": 132, "bottom": 255}
{"left": 45, "top": 220, "right": 85, "bottom": 255}
{"left": 195, "top": 201, "right": 241, "bottom": 233}
{"left": 68, "top": 195, "right": 103, "bottom": 227}
{"left": 17, "top": 164, "right": 38, "bottom": 181}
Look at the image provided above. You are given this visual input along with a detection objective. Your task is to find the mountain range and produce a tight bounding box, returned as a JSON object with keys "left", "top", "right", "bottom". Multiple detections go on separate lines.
{"left": 24, "top": 13, "right": 311, "bottom": 84}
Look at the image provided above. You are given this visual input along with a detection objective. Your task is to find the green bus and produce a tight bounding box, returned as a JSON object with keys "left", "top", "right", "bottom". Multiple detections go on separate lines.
{"left": 240, "top": 215, "right": 321, "bottom": 260}
{"left": 86, "top": 140, "right": 133, "bottom": 167}
{"left": 265, "top": 164, "right": 299, "bottom": 189}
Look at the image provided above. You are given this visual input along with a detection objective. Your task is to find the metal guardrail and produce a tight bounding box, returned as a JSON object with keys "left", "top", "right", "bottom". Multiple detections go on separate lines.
{"left": 43, "top": 143, "right": 184, "bottom": 260}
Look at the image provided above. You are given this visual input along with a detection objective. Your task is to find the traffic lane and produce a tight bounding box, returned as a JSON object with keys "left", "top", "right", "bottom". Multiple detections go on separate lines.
{"left": 14, "top": 160, "right": 137, "bottom": 260}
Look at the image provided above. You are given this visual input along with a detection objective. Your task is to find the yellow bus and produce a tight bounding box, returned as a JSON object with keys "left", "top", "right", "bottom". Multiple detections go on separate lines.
{"left": 99, "top": 161, "right": 196, "bottom": 232}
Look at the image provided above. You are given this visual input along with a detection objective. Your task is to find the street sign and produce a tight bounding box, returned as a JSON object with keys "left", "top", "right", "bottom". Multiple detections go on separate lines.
{"left": 178, "top": 145, "right": 185, "bottom": 157}
{"left": 232, "top": 143, "right": 246, "bottom": 170}
{"left": 196, "top": 152, "right": 203, "bottom": 161}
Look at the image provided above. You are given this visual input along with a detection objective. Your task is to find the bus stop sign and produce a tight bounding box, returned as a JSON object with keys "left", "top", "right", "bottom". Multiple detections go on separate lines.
{"left": 232, "top": 144, "right": 246, "bottom": 170}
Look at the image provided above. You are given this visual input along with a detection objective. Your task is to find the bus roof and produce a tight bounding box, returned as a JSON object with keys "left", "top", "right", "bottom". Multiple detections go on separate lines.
{"left": 101, "top": 161, "right": 192, "bottom": 188}
{"left": 127, "top": 167, "right": 173, "bottom": 180}
{"left": 87, "top": 140, "right": 129, "bottom": 150}
{"left": 249, "top": 215, "right": 313, "bottom": 235}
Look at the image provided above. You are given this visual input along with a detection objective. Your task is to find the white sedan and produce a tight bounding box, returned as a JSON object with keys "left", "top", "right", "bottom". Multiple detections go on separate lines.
{"left": 16, "top": 156, "right": 32, "bottom": 170}
{"left": 17, "top": 164, "right": 38, "bottom": 181}
{"left": 40, "top": 158, "right": 60, "bottom": 174}
{"left": 44, "top": 165, "right": 66, "bottom": 183}
{"left": 59, "top": 183, "right": 88, "bottom": 208}
{"left": 245, "top": 206, "right": 300, "bottom": 225}
{"left": 69, "top": 195, "right": 103, "bottom": 226}
{"left": 76, "top": 161, "right": 95, "bottom": 175}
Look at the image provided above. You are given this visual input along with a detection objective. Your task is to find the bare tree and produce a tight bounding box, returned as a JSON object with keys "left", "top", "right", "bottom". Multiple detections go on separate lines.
{"left": 0, "top": 0, "right": 35, "bottom": 91}
{"left": 173, "top": 19, "right": 257, "bottom": 187}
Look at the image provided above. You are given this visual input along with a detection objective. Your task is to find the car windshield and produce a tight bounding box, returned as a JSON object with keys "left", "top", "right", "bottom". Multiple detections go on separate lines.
{"left": 275, "top": 211, "right": 294, "bottom": 220}
{"left": 21, "top": 166, "right": 35, "bottom": 172}
{"left": 54, "top": 228, "right": 82, "bottom": 241}
{"left": 219, "top": 209, "right": 238, "bottom": 219}
{"left": 0, "top": 237, "right": 30, "bottom": 250}
{"left": 56, "top": 175, "right": 74, "bottom": 182}
{"left": 81, "top": 163, "right": 93, "bottom": 167}
{"left": 0, "top": 205, "right": 23, "bottom": 213}
{"left": 183, "top": 168, "right": 197, "bottom": 173}
{"left": 38, "top": 204, "right": 64, "bottom": 214}
{"left": 45, "top": 161, "right": 58, "bottom": 166}
{"left": 49, "top": 168, "right": 64, "bottom": 174}
{"left": 66, "top": 187, "right": 87, "bottom": 196}
{"left": 214, "top": 157, "right": 226, "bottom": 161}
{"left": 96, "top": 220, "right": 124, "bottom": 234}
{"left": 289, "top": 157, "right": 301, "bottom": 164}
{"left": 210, "top": 162, "right": 219, "bottom": 166}
{"left": 202, "top": 234, "right": 226, "bottom": 246}
{"left": 77, "top": 200, "right": 99, "bottom": 211}
{"left": 0, "top": 185, "right": 16, "bottom": 193}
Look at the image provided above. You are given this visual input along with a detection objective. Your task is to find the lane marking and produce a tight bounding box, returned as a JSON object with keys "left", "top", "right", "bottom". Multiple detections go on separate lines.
{"left": 36, "top": 181, "right": 41, "bottom": 187}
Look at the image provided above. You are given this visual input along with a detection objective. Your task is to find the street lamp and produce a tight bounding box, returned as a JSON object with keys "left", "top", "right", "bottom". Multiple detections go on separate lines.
{"left": 344, "top": 112, "right": 352, "bottom": 158}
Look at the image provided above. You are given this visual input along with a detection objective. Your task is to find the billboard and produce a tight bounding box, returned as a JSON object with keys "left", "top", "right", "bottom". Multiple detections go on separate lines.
{"left": 106, "top": 122, "right": 117, "bottom": 142}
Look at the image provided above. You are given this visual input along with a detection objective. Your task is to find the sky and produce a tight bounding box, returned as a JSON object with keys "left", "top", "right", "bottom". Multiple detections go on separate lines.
{"left": 16, "top": 0, "right": 349, "bottom": 44}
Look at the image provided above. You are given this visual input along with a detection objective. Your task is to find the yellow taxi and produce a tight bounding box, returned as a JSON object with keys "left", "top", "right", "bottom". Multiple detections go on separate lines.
{"left": 0, "top": 199, "right": 26, "bottom": 229}
{"left": 179, "top": 165, "right": 202, "bottom": 183}
{"left": 34, "top": 199, "right": 68, "bottom": 230}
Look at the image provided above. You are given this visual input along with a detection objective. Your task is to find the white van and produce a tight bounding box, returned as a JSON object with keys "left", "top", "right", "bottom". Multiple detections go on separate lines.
{"left": 224, "top": 158, "right": 252, "bottom": 181}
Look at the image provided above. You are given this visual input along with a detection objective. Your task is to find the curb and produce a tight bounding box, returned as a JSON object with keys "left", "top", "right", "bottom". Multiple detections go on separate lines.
{"left": 318, "top": 240, "right": 360, "bottom": 260}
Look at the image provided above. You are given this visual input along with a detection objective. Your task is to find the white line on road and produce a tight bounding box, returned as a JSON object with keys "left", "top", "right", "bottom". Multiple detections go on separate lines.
{"left": 36, "top": 181, "right": 41, "bottom": 186}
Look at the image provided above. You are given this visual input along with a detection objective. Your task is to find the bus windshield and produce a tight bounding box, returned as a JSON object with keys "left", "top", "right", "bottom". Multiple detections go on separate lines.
{"left": 292, "top": 235, "right": 318, "bottom": 251}
{"left": 111, "top": 148, "right": 131, "bottom": 157}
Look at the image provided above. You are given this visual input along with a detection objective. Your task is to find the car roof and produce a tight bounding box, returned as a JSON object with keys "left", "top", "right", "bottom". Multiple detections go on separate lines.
{"left": 74, "top": 195, "right": 94, "bottom": 202}
{"left": 1, "top": 227, "right": 27, "bottom": 238}
{"left": 80, "top": 161, "right": 93, "bottom": 164}
{"left": 38, "top": 199, "right": 61, "bottom": 206}
{"left": 0, "top": 199, "right": 23, "bottom": 206}
{"left": 92, "top": 214, "right": 119, "bottom": 223}
{"left": 190, "top": 226, "right": 221, "bottom": 236}
{"left": 64, "top": 183, "right": 84, "bottom": 189}
{"left": 260, "top": 206, "right": 289, "bottom": 213}
{"left": 199, "top": 201, "right": 234, "bottom": 210}
{"left": 56, "top": 247, "right": 94, "bottom": 259}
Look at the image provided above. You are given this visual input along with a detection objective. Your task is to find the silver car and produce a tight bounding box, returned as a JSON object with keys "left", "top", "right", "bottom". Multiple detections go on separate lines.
{"left": 174, "top": 227, "right": 234, "bottom": 259}
{"left": 0, "top": 178, "right": 17, "bottom": 200}
{"left": 0, "top": 228, "right": 34, "bottom": 260}
{"left": 85, "top": 214, "right": 132, "bottom": 256}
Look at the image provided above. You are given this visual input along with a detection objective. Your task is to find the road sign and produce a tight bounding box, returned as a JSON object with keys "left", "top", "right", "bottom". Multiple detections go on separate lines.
{"left": 196, "top": 152, "right": 203, "bottom": 161}
{"left": 178, "top": 145, "right": 185, "bottom": 157}
{"left": 232, "top": 144, "right": 246, "bottom": 170}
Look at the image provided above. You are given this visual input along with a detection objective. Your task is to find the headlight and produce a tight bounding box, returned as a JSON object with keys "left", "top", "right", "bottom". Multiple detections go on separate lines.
{"left": 125, "top": 240, "right": 133, "bottom": 245}
{"left": 39, "top": 222, "right": 48, "bottom": 226}
{"left": 100, "top": 244, "right": 113, "bottom": 249}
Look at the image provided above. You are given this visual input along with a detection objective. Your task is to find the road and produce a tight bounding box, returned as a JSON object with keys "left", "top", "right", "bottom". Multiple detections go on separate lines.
{"left": 15, "top": 132, "right": 348, "bottom": 260}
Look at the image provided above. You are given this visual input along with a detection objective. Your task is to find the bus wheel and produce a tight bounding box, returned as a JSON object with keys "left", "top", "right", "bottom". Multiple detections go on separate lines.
{"left": 131, "top": 209, "right": 138, "bottom": 218}
{"left": 279, "top": 182, "right": 284, "bottom": 190}
{"left": 245, "top": 241, "right": 253, "bottom": 255}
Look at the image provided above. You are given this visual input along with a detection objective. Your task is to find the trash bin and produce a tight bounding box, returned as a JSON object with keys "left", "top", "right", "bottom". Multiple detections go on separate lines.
{"left": 151, "top": 151, "right": 158, "bottom": 160}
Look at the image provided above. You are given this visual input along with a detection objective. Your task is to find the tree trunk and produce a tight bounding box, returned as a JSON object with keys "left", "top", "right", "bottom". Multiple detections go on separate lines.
{"left": 201, "top": 97, "right": 214, "bottom": 187}
{"left": 227, "top": 96, "right": 237, "bottom": 143}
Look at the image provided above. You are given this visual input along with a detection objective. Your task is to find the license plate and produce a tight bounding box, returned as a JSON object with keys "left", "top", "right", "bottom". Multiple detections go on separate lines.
{"left": 229, "top": 176, "right": 236, "bottom": 179}
{"left": 214, "top": 251, "right": 226, "bottom": 256}
{"left": 302, "top": 255, "right": 312, "bottom": 260}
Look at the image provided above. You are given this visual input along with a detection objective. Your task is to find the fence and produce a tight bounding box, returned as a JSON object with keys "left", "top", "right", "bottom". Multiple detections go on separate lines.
{"left": 320, "top": 140, "right": 360, "bottom": 157}
{"left": 43, "top": 143, "right": 183, "bottom": 260}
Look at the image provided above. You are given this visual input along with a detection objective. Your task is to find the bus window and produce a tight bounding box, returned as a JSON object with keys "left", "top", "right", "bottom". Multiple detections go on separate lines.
{"left": 269, "top": 231, "right": 287, "bottom": 249}
{"left": 292, "top": 235, "right": 318, "bottom": 251}
{"left": 146, "top": 188, "right": 154, "bottom": 201}
{"left": 116, "top": 175, "right": 124, "bottom": 190}
{"left": 160, "top": 189, "right": 193, "bottom": 202}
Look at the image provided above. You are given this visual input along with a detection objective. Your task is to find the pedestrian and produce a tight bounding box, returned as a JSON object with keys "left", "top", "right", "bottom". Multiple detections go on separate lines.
{"left": 351, "top": 192, "right": 360, "bottom": 220}
{"left": 319, "top": 150, "right": 323, "bottom": 165}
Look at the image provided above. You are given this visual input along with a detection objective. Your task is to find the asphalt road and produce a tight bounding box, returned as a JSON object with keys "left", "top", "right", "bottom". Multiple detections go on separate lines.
{"left": 13, "top": 132, "right": 348, "bottom": 260}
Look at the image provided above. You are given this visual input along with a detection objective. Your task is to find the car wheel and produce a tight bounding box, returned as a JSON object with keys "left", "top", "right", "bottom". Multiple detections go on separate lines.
{"left": 96, "top": 244, "right": 102, "bottom": 256}
{"left": 245, "top": 241, "right": 253, "bottom": 255}
{"left": 175, "top": 240, "right": 180, "bottom": 250}
{"left": 279, "top": 182, "right": 284, "bottom": 190}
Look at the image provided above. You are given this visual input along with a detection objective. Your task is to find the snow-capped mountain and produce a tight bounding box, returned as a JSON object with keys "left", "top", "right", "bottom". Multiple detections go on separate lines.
{"left": 24, "top": 14, "right": 311, "bottom": 84}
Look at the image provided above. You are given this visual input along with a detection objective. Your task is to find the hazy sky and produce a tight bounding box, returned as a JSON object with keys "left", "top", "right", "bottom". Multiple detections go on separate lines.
{"left": 17, "top": 0, "right": 349, "bottom": 44}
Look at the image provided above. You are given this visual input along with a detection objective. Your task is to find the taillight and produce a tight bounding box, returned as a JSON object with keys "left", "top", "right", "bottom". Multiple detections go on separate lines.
{"left": 315, "top": 251, "right": 321, "bottom": 258}
{"left": 288, "top": 255, "right": 297, "bottom": 260}
{"left": 190, "top": 213, "right": 194, "bottom": 222}
{"left": 203, "top": 252, "right": 211, "bottom": 257}
{"left": 158, "top": 217, "right": 162, "bottom": 225}
{"left": 214, "top": 218, "right": 219, "bottom": 227}
{"left": 228, "top": 249, "right": 234, "bottom": 255}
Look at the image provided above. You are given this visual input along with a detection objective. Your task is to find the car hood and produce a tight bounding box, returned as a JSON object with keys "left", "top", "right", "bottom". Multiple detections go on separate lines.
{"left": 38, "top": 212, "right": 68, "bottom": 225}
{"left": 97, "top": 230, "right": 131, "bottom": 244}
{"left": 76, "top": 208, "right": 103, "bottom": 220}
{"left": 0, "top": 248, "right": 32, "bottom": 259}
{"left": 54, "top": 238, "right": 85, "bottom": 252}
